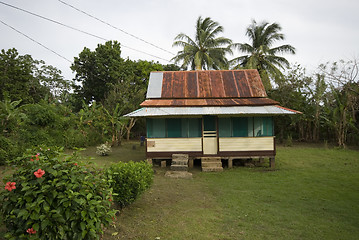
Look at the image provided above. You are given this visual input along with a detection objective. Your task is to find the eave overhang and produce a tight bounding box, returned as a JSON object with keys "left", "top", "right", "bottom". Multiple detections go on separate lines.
{"left": 124, "top": 105, "right": 301, "bottom": 118}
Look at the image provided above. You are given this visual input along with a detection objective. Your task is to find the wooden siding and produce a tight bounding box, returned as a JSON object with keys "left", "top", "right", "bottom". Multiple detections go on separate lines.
{"left": 219, "top": 137, "right": 274, "bottom": 151}
{"left": 147, "top": 138, "right": 202, "bottom": 152}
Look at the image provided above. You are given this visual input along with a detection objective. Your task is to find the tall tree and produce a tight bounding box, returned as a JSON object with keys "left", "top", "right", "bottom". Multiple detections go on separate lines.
{"left": 319, "top": 59, "right": 359, "bottom": 147}
{"left": 172, "top": 16, "right": 232, "bottom": 70}
{"left": 71, "top": 41, "right": 129, "bottom": 105}
{"left": 0, "top": 48, "right": 64, "bottom": 103}
{"left": 231, "top": 20, "right": 296, "bottom": 89}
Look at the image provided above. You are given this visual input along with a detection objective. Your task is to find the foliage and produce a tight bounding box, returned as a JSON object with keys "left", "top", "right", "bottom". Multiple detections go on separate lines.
{"left": 71, "top": 41, "right": 127, "bottom": 105}
{"left": 0, "top": 48, "right": 69, "bottom": 104}
{"left": 105, "top": 161, "right": 153, "bottom": 208}
{"left": 96, "top": 143, "right": 112, "bottom": 156}
{"left": 0, "top": 136, "right": 18, "bottom": 166}
{"left": 231, "top": 20, "right": 296, "bottom": 89}
{"left": 0, "top": 98, "right": 26, "bottom": 135}
{"left": 318, "top": 59, "right": 359, "bottom": 147}
{"left": 0, "top": 147, "right": 116, "bottom": 240}
{"left": 172, "top": 16, "right": 232, "bottom": 70}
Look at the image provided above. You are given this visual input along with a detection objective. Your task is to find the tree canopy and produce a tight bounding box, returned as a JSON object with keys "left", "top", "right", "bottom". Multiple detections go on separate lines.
{"left": 231, "top": 20, "right": 296, "bottom": 89}
{"left": 0, "top": 48, "right": 68, "bottom": 104}
{"left": 172, "top": 16, "right": 232, "bottom": 70}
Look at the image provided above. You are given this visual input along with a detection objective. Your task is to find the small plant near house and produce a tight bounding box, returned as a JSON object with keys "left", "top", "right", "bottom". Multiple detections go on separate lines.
{"left": 105, "top": 161, "right": 153, "bottom": 208}
{"left": 0, "top": 147, "right": 116, "bottom": 240}
{"left": 96, "top": 142, "right": 112, "bottom": 156}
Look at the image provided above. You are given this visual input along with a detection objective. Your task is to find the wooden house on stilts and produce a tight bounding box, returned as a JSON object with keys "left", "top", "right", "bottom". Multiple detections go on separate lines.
{"left": 125, "top": 70, "right": 300, "bottom": 171}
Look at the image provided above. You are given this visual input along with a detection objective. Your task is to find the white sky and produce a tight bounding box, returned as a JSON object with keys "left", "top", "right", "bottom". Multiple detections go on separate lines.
{"left": 1, "top": 0, "right": 358, "bottom": 81}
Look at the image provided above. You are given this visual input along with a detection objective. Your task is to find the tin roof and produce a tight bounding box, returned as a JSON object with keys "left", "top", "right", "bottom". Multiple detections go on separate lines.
{"left": 124, "top": 105, "right": 300, "bottom": 117}
{"left": 146, "top": 70, "right": 267, "bottom": 99}
{"left": 124, "top": 69, "right": 301, "bottom": 117}
{"left": 140, "top": 98, "right": 278, "bottom": 107}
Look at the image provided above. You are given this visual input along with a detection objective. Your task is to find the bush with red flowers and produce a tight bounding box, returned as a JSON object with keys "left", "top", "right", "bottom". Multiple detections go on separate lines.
{"left": 0, "top": 147, "right": 116, "bottom": 240}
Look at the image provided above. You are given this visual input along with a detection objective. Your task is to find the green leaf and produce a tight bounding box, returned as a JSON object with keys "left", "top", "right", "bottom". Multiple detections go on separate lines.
{"left": 30, "top": 211, "right": 39, "bottom": 220}
{"left": 81, "top": 210, "right": 86, "bottom": 219}
{"left": 80, "top": 222, "right": 86, "bottom": 231}
{"left": 43, "top": 201, "right": 50, "bottom": 212}
{"left": 86, "top": 193, "right": 93, "bottom": 200}
{"left": 33, "top": 223, "right": 39, "bottom": 231}
{"left": 81, "top": 230, "right": 88, "bottom": 239}
{"left": 18, "top": 209, "right": 29, "bottom": 219}
{"left": 41, "top": 219, "right": 50, "bottom": 230}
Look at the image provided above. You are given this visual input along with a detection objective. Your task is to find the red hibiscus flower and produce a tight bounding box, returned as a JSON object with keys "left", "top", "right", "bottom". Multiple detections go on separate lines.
{"left": 26, "top": 228, "right": 36, "bottom": 234}
{"left": 5, "top": 182, "right": 16, "bottom": 191}
{"left": 34, "top": 169, "right": 45, "bottom": 178}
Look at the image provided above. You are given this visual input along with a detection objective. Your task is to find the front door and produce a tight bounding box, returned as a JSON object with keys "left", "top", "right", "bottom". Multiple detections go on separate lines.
{"left": 203, "top": 116, "right": 218, "bottom": 155}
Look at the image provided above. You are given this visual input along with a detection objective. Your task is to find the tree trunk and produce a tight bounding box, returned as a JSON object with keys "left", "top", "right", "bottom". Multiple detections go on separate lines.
{"left": 125, "top": 118, "right": 137, "bottom": 141}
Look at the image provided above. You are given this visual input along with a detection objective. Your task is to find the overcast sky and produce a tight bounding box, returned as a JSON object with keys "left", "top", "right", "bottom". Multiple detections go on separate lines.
{"left": 1, "top": 0, "right": 358, "bottom": 80}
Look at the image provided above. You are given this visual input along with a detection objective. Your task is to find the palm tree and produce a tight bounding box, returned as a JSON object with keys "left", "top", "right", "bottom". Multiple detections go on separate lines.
{"left": 231, "top": 20, "right": 296, "bottom": 89}
{"left": 172, "top": 16, "right": 232, "bottom": 70}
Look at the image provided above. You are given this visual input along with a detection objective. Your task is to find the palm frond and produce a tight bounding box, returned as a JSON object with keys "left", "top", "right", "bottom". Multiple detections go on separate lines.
{"left": 269, "top": 44, "right": 296, "bottom": 55}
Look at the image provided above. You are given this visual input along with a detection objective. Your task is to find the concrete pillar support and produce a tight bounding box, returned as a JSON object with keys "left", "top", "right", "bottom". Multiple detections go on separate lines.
{"left": 188, "top": 158, "right": 194, "bottom": 168}
{"left": 147, "top": 158, "right": 153, "bottom": 165}
{"left": 228, "top": 158, "right": 233, "bottom": 168}
{"left": 269, "top": 157, "right": 275, "bottom": 168}
{"left": 161, "top": 160, "right": 166, "bottom": 168}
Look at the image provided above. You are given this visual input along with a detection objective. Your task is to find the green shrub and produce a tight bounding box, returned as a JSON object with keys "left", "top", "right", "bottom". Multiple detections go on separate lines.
{"left": 0, "top": 136, "right": 19, "bottom": 165}
{"left": 105, "top": 161, "right": 153, "bottom": 208}
{"left": 63, "top": 129, "right": 88, "bottom": 148}
{"left": 22, "top": 103, "right": 56, "bottom": 127}
{"left": 0, "top": 147, "right": 116, "bottom": 240}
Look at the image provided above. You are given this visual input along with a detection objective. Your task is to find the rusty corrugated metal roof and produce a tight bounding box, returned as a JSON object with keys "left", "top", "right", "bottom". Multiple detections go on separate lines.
{"left": 147, "top": 69, "right": 267, "bottom": 99}
{"left": 140, "top": 98, "right": 278, "bottom": 107}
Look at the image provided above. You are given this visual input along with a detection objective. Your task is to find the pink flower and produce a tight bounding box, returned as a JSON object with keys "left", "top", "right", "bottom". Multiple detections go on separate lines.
{"left": 35, "top": 154, "right": 39, "bottom": 160}
{"left": 30, "top": 159, "right": 34, "bottom": 162}
{"left": 26, "top": 228, "right": 36, "bottom": 234}
{"left": 74, "top": 163, "right": 78, "bottom": 166}
{"left": 5, "top": 182, "right": 16, "bottom": 191}
{"left": 34, "top": 169, "right": 45, "bottom": 178}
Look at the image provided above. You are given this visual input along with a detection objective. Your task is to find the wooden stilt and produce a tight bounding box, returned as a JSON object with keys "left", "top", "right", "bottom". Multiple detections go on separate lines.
{"left": 147, "top": 158, "right": 153, "bottom": 165}
{"left": 228, "top": 158, "right": 233, "bottom": 168}
{"left": 161, "top": 160, "right": 166, "bottom": 168}
{"left": 188, "top": 158, "right": 194, "bottom": 168}
{"left": 269, "top": 157, "right": 275, "bottom": 168}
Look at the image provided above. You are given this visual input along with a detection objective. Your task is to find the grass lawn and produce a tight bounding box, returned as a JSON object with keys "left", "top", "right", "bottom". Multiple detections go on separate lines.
{"left": 1, "top": 143, "right": 358, "bottom": 239}
{"left": 97, "top": 144, "right": 359, "bottom": 240}
{"left": 76, "top": 141, "right": 146, "bottom": 168}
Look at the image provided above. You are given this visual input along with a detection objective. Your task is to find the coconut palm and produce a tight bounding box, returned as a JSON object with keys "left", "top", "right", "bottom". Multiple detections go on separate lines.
{"left": 172, "top": 16, "right": 232, "bottom": 70}
{"left": 231, "top": 20, "right": 296, "bottom": 89}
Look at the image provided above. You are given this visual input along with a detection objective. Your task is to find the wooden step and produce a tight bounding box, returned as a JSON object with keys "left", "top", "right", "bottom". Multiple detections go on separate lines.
{"left": 201, "top": 157, "right": 223, "bottom": 172}
{"left": 172, "top": 159, "right": 188, "bottom": 166}
{"left": 170, "top": 165, "right": 188, "bottom": 171}
{"left": 172, "top": 154, "right": 189, "bottom": 161}
{"left": 201, "top": 161, "right": 222, "bottom": 168}
{"left": 202, "top": 167, "right": 223, "bottom": 172}
{"left": 201, "top": 157, "right": 221, "bottom": 162}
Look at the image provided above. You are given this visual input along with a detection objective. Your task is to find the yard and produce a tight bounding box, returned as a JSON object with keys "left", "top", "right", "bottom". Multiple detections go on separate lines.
{"left": 1, "top": 143, "right": 359, "bottom": 239}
